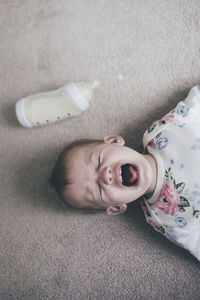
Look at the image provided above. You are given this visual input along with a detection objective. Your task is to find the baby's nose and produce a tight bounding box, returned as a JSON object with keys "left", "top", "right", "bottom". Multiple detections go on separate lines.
{"left": 100, "top": 166, "right": 113, "bottom": 185}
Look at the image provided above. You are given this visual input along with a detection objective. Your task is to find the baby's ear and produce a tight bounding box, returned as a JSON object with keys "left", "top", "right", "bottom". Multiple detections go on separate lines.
{"left": 103, "top": 135, "right": 125, "bottom": 146}
{"left": 106, "top": 204, "right": 127, "bottom": 216}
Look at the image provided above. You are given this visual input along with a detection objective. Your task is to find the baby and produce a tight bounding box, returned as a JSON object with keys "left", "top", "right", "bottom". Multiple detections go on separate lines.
{"left": 50, "top": 86, "right": 200, "bottom": 261}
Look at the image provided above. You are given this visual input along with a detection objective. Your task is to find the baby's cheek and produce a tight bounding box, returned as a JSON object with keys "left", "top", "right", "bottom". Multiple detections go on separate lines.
{"left": 104, "top": 188, "right": 121, "bottom": 203}
{"left": 110, "top": 188, "right": 131, "bottom": 204}
{"left": 119, "top": 188, "right": 144, "bottom": 203}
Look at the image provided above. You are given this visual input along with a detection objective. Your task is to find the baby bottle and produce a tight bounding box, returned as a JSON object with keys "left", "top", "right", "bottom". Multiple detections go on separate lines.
{"left": 15, "top": 80, "right": 100, "bottom": 128}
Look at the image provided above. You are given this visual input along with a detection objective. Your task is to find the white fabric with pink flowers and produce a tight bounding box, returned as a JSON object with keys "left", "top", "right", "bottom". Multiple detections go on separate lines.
{"left": 141, "top": 86, "right": 200, "bottom": 261}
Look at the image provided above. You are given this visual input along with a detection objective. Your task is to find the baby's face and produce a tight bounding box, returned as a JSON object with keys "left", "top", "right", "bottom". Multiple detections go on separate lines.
{"left": 63, "top": 136, "right": 156, "bottom": 215}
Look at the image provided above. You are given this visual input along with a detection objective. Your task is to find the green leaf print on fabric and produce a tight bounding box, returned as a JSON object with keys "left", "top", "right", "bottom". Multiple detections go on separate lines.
{"left": 178, "top": 197, "right": 190, "bottom": 212}
{"left": 165, "top": 168, "right": 185, "bottom": 193}
{"left": 156, "top": 132, "right": 162, "bottom": 139}
{"left": 148, "top": 124, "right": 156, "bottom": 133}
{"left": 165, "top": 167, "right": 172, "bottom": 178}
{"left": 193, "top": 206, "right": 200, "bottom": 218}
{"left": 175, "top": 182, "right": 185, "bottom": 194}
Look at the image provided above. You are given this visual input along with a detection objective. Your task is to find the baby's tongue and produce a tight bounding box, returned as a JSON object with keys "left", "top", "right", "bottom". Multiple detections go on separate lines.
{"left": 128, "top": 165, "right": 137, "bottom": 183}
{"left": 122, "top": 164, "right": 138, "bottom": 185}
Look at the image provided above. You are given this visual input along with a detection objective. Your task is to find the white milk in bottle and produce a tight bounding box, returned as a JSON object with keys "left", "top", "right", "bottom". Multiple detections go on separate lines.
{"left": 15, "top": 80, "right": 100, "bottom": 128}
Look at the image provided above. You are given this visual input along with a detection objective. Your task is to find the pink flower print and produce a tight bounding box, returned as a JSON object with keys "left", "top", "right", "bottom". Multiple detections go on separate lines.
{"left": 148, "top": 139, "right": 156, "bottom": 149}
{"left": 148, "top": 219, "right": 162, "bottom": 228}
{"left": 163, "top": 114, "right": 176, "bottom": 123}
{"left": 154, "top": 120, "right": 163, "bottom": 126}
{"left": 154, "top": 114, "right": 175, "bottom": 126}
{"left": 156, "top": 181, "right": 181, "bottom": 216}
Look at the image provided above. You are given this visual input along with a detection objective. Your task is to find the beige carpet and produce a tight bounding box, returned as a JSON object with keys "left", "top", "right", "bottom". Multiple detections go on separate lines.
{"left": 1, "top": 1, "right": 200, "bottom": 299}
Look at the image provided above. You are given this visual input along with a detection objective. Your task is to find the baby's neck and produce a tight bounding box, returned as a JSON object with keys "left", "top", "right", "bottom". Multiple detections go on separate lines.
{"left": 144, "top": 154, "right": 157, "bottom": 198}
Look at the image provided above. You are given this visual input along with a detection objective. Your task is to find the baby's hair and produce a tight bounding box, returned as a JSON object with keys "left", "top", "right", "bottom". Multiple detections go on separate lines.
{"left": 49, "top": 138, "right": 103, "bottom": 202}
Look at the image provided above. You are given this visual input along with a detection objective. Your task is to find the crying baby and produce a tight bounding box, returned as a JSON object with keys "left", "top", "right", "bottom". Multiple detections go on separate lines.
{"left": 50, "top": 86, "right": 200, "bottom": 261}
{"left": 49, "top": 135, "right": 157, "bottom": 215}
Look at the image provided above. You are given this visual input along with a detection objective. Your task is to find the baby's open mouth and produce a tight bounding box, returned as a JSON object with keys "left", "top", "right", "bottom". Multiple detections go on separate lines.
{"left": 120, "top": 164, "right": 138, "bottom": 186}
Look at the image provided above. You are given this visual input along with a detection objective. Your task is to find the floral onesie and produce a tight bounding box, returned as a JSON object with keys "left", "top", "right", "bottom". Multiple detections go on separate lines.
{"left": 141, "top": 86, "right": 200, "bottom": 261}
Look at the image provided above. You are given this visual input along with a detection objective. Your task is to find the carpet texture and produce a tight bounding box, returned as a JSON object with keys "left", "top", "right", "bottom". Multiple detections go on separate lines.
{"left": 0, "top": 1, "right": 200, "bottom": 299}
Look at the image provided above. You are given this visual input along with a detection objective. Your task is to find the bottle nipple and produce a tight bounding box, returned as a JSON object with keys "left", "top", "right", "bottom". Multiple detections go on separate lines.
{"left": 90, "top": 80, "right": 101, "bottom": 89}
{"left": 75, "top": 80, "right": 100, "bottom": 105}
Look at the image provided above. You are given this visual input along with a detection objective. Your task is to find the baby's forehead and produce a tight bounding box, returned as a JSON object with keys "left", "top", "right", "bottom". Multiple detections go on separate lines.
{"left": 68, "top": 141, "right": 102, "bottom": 158}
{"left": 64, "top": 142, "right": 98, "bottom": 179}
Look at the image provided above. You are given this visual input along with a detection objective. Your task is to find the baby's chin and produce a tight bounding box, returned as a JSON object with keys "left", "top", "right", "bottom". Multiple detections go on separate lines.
{"left": 143, "top": 167, "right": 155, "bottom": 196}
{"left": 135, "top": 162, "right": 154, "bottom": 194}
